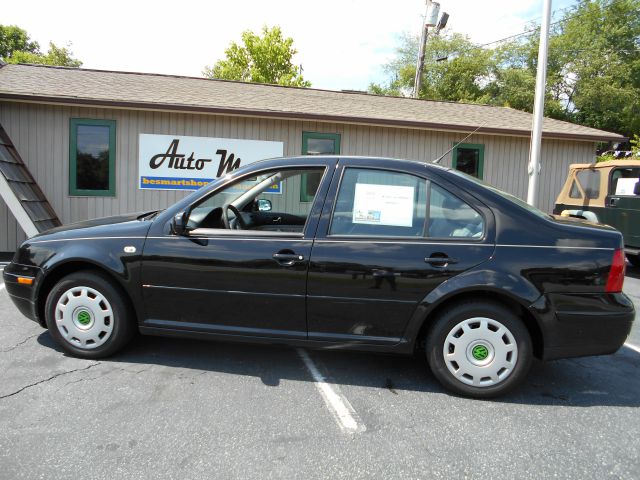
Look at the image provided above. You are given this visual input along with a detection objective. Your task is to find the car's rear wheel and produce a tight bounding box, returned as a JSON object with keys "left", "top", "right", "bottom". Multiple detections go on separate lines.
{"left": 426, "top": 300, "right": 532, "bottom": 398}
{"left": 627, "top": 254, "right": 640, "bottom": 268}
{"left": 45, "top": 271, "right": 135, "bottom": 359}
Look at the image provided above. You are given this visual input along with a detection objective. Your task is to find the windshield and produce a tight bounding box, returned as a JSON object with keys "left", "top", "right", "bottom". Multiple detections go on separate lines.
{"left": 449, "top": 169, "right": 552, "bottom": 220}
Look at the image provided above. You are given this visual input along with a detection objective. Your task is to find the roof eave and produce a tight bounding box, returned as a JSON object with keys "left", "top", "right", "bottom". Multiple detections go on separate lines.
{"left": 0, "top": 93, "right": 626, "bottom": 143}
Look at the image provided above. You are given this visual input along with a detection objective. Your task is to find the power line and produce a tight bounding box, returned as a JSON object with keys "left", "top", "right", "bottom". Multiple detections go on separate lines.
{"left": 475, "top": 0, "right": 632, "bottom": 49}
{"left": 437, "top": 0, "right": 632, "bottom": 56}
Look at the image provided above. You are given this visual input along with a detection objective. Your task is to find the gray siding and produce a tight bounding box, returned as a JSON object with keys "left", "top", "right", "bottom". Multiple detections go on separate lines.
{"left": 0, "top": 101, "right": 596, "bottom": 252}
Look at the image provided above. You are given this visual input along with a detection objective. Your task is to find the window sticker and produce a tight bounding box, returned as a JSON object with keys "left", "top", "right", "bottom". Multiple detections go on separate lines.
{"left": 352, "top": 183, "right": 415, "bottom": 227}
{"left": 615, "top": 177, "right": 639, "bottom": 195}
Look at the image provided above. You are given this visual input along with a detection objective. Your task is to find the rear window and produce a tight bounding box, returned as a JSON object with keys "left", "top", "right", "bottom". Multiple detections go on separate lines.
{"left": 449, "top": 168, "right": 551, "bottom": 220}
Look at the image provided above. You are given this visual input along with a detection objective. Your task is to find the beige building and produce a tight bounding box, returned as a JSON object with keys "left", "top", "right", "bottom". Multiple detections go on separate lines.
{"left": 0, "top": 63, "right": 625, "bottom": 253}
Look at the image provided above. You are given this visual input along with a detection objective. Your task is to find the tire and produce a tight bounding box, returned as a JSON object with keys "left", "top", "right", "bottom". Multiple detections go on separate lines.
{"left": 426, "top": 300, "right": 533, "bottom": 398}
{"left": 45, "top": 270, "right": 136, "bottom": 359}
{"left": 627, "top": 254, "right": 640, "bottom": 268}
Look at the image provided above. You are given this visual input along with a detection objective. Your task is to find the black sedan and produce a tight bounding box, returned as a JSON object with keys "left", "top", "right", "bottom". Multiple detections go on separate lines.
{"left": 3, "top": 156, "right": 635, "bottom": 398}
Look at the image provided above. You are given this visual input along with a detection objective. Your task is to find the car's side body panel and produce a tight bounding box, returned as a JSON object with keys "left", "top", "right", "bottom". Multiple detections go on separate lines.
{"left": 2, "top": 156, "right": 634, "bottom": 363}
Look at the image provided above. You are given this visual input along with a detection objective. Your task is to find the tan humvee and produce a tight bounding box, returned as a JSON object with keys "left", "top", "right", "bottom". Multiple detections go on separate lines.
{"left": 554, "top": 159, "right": 640, "bottom": 265}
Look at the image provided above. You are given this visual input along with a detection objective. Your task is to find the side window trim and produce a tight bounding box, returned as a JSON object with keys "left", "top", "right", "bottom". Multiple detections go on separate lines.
{"left": 325, "top": 167, "right": 486, "bottom": 242}
{"left": 183, "top": 165, "right": 331, "bottom": 239}
{"left": 427, "top": 182, "right": 486, "bottom": 241}
{"left": 69, "top": 118, "right": 116, "bottom": 197}
{"left": 327, "top": 166, "right": 428, "bottom": 239}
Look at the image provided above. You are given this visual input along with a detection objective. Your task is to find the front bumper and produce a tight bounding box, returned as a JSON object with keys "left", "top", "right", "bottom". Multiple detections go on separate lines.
{"left": 540, "top": 292, "right": 635, "bottom": 360}
{"left": 3, "top": 262, "right": 42, "bottom": 325}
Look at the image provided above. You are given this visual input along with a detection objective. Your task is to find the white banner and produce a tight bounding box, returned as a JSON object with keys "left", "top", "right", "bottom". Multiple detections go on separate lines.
{"left": 352, "top": 183, "right": 415, "bottom": 227}
{"left": 138, "top": 134, "right": 284, "bottom": 190}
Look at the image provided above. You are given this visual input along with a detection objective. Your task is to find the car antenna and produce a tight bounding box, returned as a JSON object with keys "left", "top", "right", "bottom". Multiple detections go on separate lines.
{"left": 432, "top": 122, "right": 488, "bottom": 164}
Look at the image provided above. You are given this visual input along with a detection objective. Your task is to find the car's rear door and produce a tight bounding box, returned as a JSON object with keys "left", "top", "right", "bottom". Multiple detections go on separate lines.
{"left": 140, "top": 158, "right": 337, "bottom": 339}
{"left": 306, "top": 158, "right": 495, "bottom": 345}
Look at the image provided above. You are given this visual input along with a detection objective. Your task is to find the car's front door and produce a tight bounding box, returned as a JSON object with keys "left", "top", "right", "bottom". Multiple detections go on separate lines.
{"left": 306, "top": 159, "right": 495, "bottom": 345}
{"left": 140, "top": 160, "right": 336, "bottom": 339}
{"left": 603, "top": 166, "right": 640, "bottom": 248}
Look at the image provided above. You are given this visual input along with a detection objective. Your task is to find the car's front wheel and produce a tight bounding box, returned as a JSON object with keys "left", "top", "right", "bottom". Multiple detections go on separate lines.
{"left": 45, "top": 271, "right": 135, "bottom": 359}
{"left": 426, "top": 300, "right": 532, "bottom": 398}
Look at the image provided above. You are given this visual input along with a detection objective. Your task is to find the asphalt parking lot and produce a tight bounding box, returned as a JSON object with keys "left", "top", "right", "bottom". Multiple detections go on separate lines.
{"left": 0, "top": 265, "right": 638, "bottom": 480}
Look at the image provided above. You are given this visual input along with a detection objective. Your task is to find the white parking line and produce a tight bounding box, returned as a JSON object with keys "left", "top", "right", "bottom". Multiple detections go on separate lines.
{"left": 297, "top": 348, "right": 365, "bottom": 434}
{"left": 624, "top": 343, "right": 640, "bottom": 354}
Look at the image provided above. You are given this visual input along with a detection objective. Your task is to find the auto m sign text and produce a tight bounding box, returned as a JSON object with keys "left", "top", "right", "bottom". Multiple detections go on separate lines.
{"left": 138, "top": 134, "right": 284, "bottom": 190}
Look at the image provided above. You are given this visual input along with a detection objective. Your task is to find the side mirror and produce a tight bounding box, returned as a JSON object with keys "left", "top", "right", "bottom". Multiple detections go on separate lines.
{"left": 171, "top": 211, "right": 188, "bottom": 235}
{"left": 257, "top": 199, "right": 272, "bottom": 212}
{"left": 634, "top": 181, "right": 640, "bottom": 196}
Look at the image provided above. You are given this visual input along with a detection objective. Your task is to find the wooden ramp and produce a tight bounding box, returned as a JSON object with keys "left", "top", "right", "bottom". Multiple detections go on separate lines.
{"left": 0, "top": 124, "right": 61, "bottom": 237}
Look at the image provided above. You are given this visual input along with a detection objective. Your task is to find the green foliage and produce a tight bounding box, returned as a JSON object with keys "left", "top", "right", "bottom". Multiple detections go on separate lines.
{"left": 7, "top": 42, "right": 82, "bottom": 67}
{"left": 0, "top": 25, "right": 39, "bottom": 59}
{"left": 371, "top": 0, "right": 640, "bottom": 137}
{"left": 203, "top": 26, "right": 310, "bottom": 87}
{"left": 0, "top": 24, "right": 82, "bottom": 67}
{"left": 370, "top": 33, "right": 495, "bottom": 103}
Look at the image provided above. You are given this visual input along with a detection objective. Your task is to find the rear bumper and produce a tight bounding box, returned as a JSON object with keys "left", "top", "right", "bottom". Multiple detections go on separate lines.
{"left": 3, "top": 262, "right": 42, "bottom": 325}
{"left": 540, "top": 292, "right": 635, "bottom": 360}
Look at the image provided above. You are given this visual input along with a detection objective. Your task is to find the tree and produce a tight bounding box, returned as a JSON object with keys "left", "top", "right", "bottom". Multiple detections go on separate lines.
{"left": 0, "top": 24, "right": 82, "bottom": 67}
{"left": 7, "top": 42, "right": 82, "bottom": 67}
{"left": 554, "top": 0, "right": 640, "bottom": 137}
{"left": 0, "top": 25, "right": 39, "bottom": 59}
{"left": 203, "top": 26, "right": 310, "bottom": 87}
{"left": 372, "top": 0, "right": 640, "bottom": 137}
{"left": 370, "top": 33, "right": 496, "bottom": 103}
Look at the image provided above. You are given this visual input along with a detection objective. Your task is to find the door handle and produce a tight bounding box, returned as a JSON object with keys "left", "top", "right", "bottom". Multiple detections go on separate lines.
{"left": 424, "top": 256, "right": 458, "bottom": 267}
{"left": 609, "top": 197, "right": 619, "bottom": 207}
{"left": 272, "top": 252, "right": 305, "bottom": 266}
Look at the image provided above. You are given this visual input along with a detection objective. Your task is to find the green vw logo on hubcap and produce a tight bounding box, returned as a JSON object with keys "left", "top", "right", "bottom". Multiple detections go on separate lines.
{"left": 472, "top": 344, "right": 489, "bottom": 361}
{"left": 77, "top": 310, "right": 91, "bottom": 326}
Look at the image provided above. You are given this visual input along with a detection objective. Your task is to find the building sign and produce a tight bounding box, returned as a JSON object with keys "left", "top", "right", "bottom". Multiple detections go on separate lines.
{"left": 138, "top": 134, "right": 284, "bottom": 191}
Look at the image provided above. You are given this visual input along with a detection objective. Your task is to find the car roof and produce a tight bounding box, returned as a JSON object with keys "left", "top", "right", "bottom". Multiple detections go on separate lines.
{"left": 272, "top": 155, "right": 452, "bottom": 173}
{"left": 569, "top": 159, "right": 640, "bottom": 169}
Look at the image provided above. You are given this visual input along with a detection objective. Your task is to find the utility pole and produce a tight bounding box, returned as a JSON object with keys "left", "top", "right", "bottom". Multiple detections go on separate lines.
{"left": 413, "top": 1, "right": 441, "bottom": 98}
{"left": 526, "top": 0, "right": 553, "bottom": 207}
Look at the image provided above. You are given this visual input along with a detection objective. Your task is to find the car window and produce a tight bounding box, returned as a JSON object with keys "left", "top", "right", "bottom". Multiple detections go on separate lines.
{"left": 569, "top": 179, "right": 583, "bottom": 199}
{"left": 575, "top": 169, "right": 600, "bottom": 199}
{"left": 187, "top": 167, "right": 325, "bottom": 233}
{"left": 428, "top": 183, "right": 484, "bottom": 238}
{"left": 329, "top": 168, "right": 427, "bottom": 237}
{"left": 610, "top": 167, "right": 640, "bottom": 196}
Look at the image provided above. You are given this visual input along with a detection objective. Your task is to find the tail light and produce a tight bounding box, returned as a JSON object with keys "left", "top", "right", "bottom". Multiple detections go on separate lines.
{"left": 605, "top": 248, "right": 626, "bottom": 293}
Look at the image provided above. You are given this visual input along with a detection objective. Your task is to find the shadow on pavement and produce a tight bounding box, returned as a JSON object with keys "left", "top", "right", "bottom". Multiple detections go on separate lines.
{"left": 36, "top": 329, "right": 640, "bottom": 408}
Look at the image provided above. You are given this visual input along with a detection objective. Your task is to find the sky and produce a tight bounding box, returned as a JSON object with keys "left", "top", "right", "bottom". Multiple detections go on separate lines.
{"left": 2, "top": 0, "right": 576, "bottom": 91}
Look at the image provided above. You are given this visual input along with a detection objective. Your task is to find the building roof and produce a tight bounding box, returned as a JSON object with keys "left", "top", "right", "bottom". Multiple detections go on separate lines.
{"left": 0, "top": 63, "right": 625, "bottom": 142}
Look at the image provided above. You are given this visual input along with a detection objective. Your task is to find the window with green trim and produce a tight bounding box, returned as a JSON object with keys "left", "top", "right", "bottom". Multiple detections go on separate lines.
{"left": 301, "top": 132, "right": 341, "bottom": 201}
{"left": 452, "top": 143, "right": 484, "bottom": 179}
{"left": 69, "top": 118, "right": 116, "bottom": 196}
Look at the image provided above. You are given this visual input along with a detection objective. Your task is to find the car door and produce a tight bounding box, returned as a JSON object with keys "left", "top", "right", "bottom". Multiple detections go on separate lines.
{"left": 603, "top": 166, "right": 640, "bottom": 248}
{"left": 140, "top": 158, "right": 336, "bottom": 339}
{"left": 306, "top": 159, "right": 495, "bottom": 345}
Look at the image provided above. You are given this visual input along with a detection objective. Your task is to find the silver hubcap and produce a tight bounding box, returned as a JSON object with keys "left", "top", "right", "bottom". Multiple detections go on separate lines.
{"left": 55, "top": 286, "right": 114, "bottom": 349}
{"left": 443, "top": 317, "right": 518, "bottom": 387}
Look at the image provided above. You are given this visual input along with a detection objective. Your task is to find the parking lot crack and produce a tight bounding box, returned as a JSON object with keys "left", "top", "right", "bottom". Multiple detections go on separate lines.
{"left": 0, "top": 362, "right": 101, "bottom": 400}
{"left": 0, "top": 333, "right": 40, "bottom": 353}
